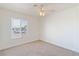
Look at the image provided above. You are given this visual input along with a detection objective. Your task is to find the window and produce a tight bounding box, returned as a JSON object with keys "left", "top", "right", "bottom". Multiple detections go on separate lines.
{"left": 11, "top": 17, "right": 27, "bottom": 39}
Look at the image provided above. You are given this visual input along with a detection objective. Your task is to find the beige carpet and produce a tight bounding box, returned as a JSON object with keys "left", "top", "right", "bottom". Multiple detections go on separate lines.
{"left": 0, "top": 40, "right": 79, "bottom": 56}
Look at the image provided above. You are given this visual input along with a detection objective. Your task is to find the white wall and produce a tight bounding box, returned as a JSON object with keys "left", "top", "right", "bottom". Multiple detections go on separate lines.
{"left": 41, "top": 6, "right": 79, "bottom": 52}
{"left": 0, "top": 9, "right": 39, "bottom": 50}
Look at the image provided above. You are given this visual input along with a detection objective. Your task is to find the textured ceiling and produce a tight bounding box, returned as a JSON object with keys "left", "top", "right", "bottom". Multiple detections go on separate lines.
{"left": 0, "top": 3, "right": 78, "bottom": 17}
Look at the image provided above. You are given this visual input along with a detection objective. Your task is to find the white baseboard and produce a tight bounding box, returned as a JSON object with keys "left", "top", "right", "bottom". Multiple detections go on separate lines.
{"left": 0, "top": 39, "right": 38, "bottom": 51}
{"left": 42, "top": 39, "right": 79, "bottom": 53}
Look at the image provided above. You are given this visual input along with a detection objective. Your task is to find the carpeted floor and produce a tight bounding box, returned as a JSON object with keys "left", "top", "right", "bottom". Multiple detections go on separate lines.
{"left": 0, "top": 40, "right": 79, "bottom": 56}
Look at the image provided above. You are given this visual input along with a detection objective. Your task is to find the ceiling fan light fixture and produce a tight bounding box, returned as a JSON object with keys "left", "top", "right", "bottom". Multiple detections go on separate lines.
{"left": 41, "top": 7, "right": 44, "bottom": 11}
{"left": 40, "top": 11, "right": 43, "bottom": 16}
{"left": 40, "top": 7, "right": 45, "bottom": 16}
{"left": 33, "top": 4, "right": 45, "bottom": 16}
{"left": 40, "top": 11, "right": 45, "bottom": 16}
{"left": 42, "top": 12, "right": 45, "bottom": 16}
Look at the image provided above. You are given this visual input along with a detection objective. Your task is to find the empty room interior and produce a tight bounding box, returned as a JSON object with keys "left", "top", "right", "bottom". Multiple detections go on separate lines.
{"left": 0, "top": 3, "right": 79, "bottom": 56}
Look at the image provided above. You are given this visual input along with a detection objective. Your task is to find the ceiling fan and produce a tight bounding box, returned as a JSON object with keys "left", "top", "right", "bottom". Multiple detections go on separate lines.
{"left": 33, "top": 4, "right": 54, "bottom": 16}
